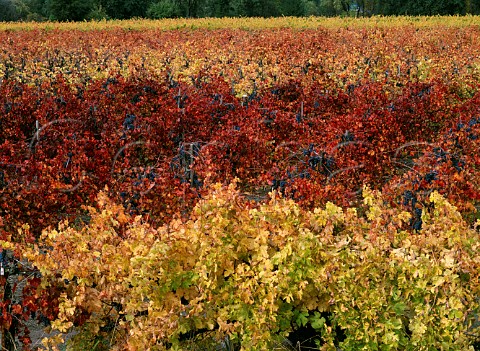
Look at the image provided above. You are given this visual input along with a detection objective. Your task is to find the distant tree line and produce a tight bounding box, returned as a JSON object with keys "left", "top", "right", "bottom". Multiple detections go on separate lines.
{"left": 1, "top": 0, "right": 479, "bottom": 21}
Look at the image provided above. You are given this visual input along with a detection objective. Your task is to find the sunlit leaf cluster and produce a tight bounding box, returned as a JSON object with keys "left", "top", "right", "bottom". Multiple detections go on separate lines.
{"left": 24, "top": 184, "right": 480, "bottom": 350}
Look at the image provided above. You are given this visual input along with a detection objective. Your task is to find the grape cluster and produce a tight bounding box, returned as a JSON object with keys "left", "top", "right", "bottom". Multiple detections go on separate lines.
{"left": 304, "top": 145, "right": 335, "bottom": 176}
{"left": 402, "top": 190, "right": 423, "bottom": 231}
{"left": 123, "top": 113, "right": 136, "bottom": 131}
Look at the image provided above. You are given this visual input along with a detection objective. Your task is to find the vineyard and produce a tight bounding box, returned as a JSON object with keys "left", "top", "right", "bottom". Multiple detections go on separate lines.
{"left": 0, "top": 17, "right": 480, "bottom": 350}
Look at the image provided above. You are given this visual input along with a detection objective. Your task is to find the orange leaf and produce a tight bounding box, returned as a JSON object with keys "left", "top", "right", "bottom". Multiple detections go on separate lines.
{"left": 11, "top": 304, "right": 22, "bottom": 315}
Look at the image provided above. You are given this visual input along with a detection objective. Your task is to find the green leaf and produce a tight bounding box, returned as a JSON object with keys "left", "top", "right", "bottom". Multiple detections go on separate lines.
{"left": 125, "top": 314, "right": 134, "bottom": 322}
{"left": 295, "top": 311, "right": 309, "bottom": 327}
{"left": 310, "top": 312, "right": 326, "bottom": 331}
{"left": 393, "top": 302, "right": 407, "bottom": 315}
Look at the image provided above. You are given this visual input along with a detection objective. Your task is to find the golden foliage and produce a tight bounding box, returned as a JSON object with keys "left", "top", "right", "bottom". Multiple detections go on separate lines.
{"left": 24, "top": 183, "right": 480, "bottom": 350}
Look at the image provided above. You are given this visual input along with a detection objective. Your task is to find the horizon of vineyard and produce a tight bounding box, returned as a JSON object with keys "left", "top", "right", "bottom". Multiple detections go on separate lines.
{"left": 1, "top": 14, "right": 480, "bottom": 31}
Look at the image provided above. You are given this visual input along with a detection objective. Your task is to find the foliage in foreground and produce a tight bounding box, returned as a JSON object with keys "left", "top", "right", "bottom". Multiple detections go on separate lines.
{"left": 22, "top": 183, "right": 480, "bottom": 350}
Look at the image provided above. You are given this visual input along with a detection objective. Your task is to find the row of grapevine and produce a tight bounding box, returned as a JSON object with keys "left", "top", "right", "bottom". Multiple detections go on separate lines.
{"left": 21, "top": 184, "right": 480, "bottom": 350}
{"left": 1, "top": 26, "right": 479, "bottom": 93}
{"left": 1, "top": 75, "right": 478, "bottom": 239}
